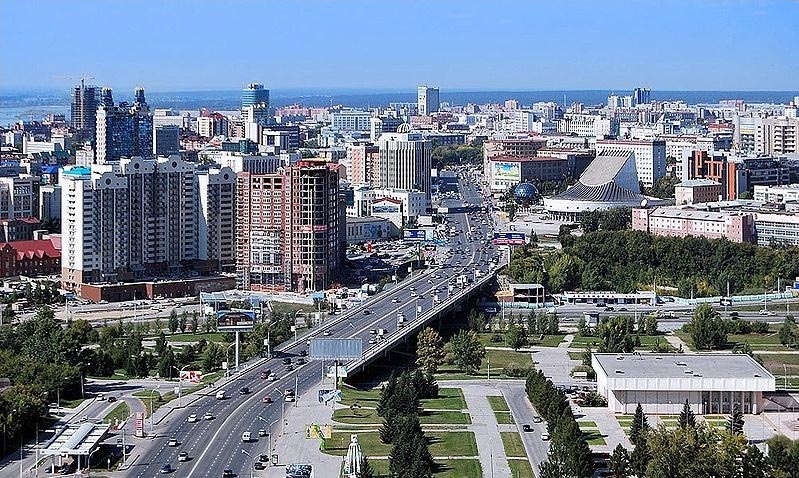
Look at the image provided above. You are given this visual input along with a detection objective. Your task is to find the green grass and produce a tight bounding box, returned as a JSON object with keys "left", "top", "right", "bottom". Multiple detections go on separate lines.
{"left": 436, "top": 348, "right": 534, "bottom": 380}
{"left": 476, "top": 332, "right": 565, "bottom": 348}
{"left": 133, "top": 390, "right": 176, "bottom": 418}
{"left": 500, "top": 432, "right": 527, "bottom": 458}
{"left": 420, "top": 410, "right": 472, "bottom": 425}
{"left": 332, "top": 407, "right": 381, "bottom": 424}
{"left": 570, "top": 334, "right": 673, "bottom": 351}
{"left": 422, "top": 388, "right": 467, "bottom": 410}
{"left": 323, "top": 431, "right": 477, "bottom": 458}
{"left": 495, "top": 412, "right": 515, "bottom": 425}
{"left": 577, "top": 421, "right": 597, "bottom": 429}
{"left": 59, "top": 397, "right": 87, "bottom": 409}
{"left": 582, "top": 429, "right": 607, "bottom": 446}
{"left": 487, "top": 395, "right": 510, "bottom": 412}
{"left": 434, "top": 459, "right": 482, "bottom": 478}
{"left": 340, "top": 387, "right": 382, "bottom": 407}
{"left": 161, "top": 332, "right": 227, "bottom": 342}
{"left": 103, "top": 402, "right": 130, "bottom": 425}
{"left": 509, "top": 459, "right": 535, "bottom": 478}
{"left": 528, "top": 334, "right": 567, "bottom": 347}
{"left": 676, "top": 329, "right": 786, "bottom": 351}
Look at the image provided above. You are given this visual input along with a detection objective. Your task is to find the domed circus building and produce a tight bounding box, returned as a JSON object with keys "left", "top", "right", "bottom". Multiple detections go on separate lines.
{"left": 543, "top": 149, "right": 670, "bottom": 221}
{"left": 513, "top": 182, "right": 539, "bottom": 205}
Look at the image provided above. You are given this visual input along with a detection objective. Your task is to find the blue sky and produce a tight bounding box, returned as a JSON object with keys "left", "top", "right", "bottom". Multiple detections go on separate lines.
{"left": 1, "top": 0, "right": 796, "bottom": 92}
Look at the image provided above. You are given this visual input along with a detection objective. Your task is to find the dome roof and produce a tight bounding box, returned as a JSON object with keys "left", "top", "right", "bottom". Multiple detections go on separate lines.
{"left": 514, "top": 182, "right": 539, "bottom": 199}
{"left": 396, "top": 123, "right": 412, "bottom": 134}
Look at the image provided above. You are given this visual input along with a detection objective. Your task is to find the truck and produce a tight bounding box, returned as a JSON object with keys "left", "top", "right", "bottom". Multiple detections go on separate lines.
{"left": 215, "top": 390, "right": 226, "bottom": 400}
{"left": 456, "top": 275, "right": 469, "bottom": 287}
{"left": 397, "top": 313, "right": 406, "bottom": 327}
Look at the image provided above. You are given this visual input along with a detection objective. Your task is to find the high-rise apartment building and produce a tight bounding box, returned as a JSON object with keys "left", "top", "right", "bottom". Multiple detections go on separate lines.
{"left": 71, "top": 81, "right": 99, "bottom": 143}
{"left": 197, "top": 113, "right": 228, "bottom": 139}
{"left": 95, "top": 88, "right": 153, "bottom": 163}
{"left": 153, "top": 125, "right": 180, "bottom": 156}
{"left": 633, "top": 87, "right": 651, "bottom": 106}
{"left": 60, "top": 156, "right": 236, "bottom": 294}
{"left": 417, "top": 86, "right": 440, "bottom": 116}
{"left": 236, "top": 161, "right": 345, "bottom": 293}
{"left": 0, "top": 175, "right": 35, "bottom": 219}
{"left": 331, "top": 109, "right": 372, "bottom": 132}
{"left": 596, "top": 139, "right": 666, "bottom": 188}
{"left": 242, "top": 83, "right": 270, "bottom": 110}
{"left": 377, "top": 124, "right": 432, "bottom": 204}
{"left": 345, "top": 144, "right": 379, "bottom": 185}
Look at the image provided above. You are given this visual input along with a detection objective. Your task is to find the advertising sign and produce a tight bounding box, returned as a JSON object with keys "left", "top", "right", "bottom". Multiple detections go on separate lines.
{"left": 179, "top": 370, "right": 202, "bottom": 383}
{"left": 216, "top": 310, "right": 256, "bottom": 331}
{"left": 403, "top": 229, "right": 427, "bottom": 241}
{"left": 493, "top": 232, "right": 526, "bottom": 246}
{"left": 310, "top": 338, "right": 363, "bottom": 360}
{"left": 373, "top": 203, "right": 400, "bottom": 214}
{"left": 493, "top": 161, "right": 521, "bottom": 182}
{"left": 134, "top": 412, "right": 145, "bottom": 437}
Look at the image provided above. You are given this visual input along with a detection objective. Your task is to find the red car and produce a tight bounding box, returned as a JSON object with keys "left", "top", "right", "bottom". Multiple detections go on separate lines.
{"left": 262, "top": 396, "right": 273, "bottom": 404}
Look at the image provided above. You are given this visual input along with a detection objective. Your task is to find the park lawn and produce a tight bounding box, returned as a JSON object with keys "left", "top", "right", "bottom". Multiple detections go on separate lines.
{"left": 757, "top": 353, "right": 799, "bottom": 376}
{"left": 323, "top": 432, "right": 391, "bottom": 457}
{"left": 495, "top": 412, "right": 515, "bottom": 425}
{"left": 133, "top": 390, "right": 176, "bottom": 418}
{"left": 435, "top": 459, "right": 482, "bottom": 478}
{"left": 582, "top": 429, "right": 607, "bottom": 446}
{"left": 568, "top": 351, "right": 584, "bottom": 361}
{"left": 577, "top": 421, "right": 597, "bottom": 429}
{"left": 487, "top": 395, "right": 510, "bottom": 412}
{"left": 677, "top": 329, "right": 785, "bottom": 351}
{"left": 509, "top": 459, "right": 535, "bottom": 478}
{"left": 103, "top": 402, "right": 130, "bottom": 425}
{"left": 420, "top": 410, "right": 472, "bottom": 425}
{"left": 428, "top": 431, "right": 478, "bottom": 456}
{"left": 528, "top": 334, "right": 567, "bottom": 347}
{"left": 163, "top": 332, "right": 227, "bottom": 343}
{"left": 340, "top": 387, "right": 382, "bottom": 407}
{"left": 570, "top": 334, "right": 670, "bottom": 350}
{"left": 332, "top": 407, "right": 381, "bottom": 424}
{"left": 482, "top": 349, "right": 534, "bottom": 374}
{"left": 500, "top": 432, "right": 527, "bottom": 458}
{"left": 422, "top": 388, "right": 467, "bottom": 410}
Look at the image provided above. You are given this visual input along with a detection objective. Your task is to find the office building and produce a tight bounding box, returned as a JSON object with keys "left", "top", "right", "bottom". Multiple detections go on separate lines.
{"left": 39, "top": 184, "right": 62, "bottom": 221}
{"left": 371, "top": 116, "right": 405, "bottom": 142}
{"left": 242, "top": 83, "right": 270, "bottom": 111}
{"left": 71, "top": 81, "right": 99, "bottom": 143}
{"left": 592, "top": 353, "right": 775, "bottom": 415}
{"left": 153, "top": 125, "right": 180, "bottom": 156}
{"left": 197, "top": 113, "right": 228, "bottom": 139}
{"left": 331, "top": 109, "right": 372, "bottom": 132}
{"left": 596, "top": 139, "right": 667, "bottom": 188}
{"left": 345, "top": 144, "right": 379, "bottom": 185}
{"left": 753, "top": 184, "right": 799, "bottom": 204}
{"left": 346, "top": 216, "right": 397, "bottom": 244}
{"left": 153, "top": 108, "right": 186, "bottom": 128}
{"left": 236, "top": 161, "right": 345, "bottom": 293}
{"left": 674, "top": 179, "right": 722, "bottom": 205}
{"left": 95, "top": 88, "right": 153, "bottom": 164}
{"left": 633, "top": 87, "right": 651, "bottom": 106}
{"left": 377, "top": 124, "right": 432, "bottom": 204}
{"left": 0, "top": 175, "right": 35, "bottom": 219}
{"left": 632, "top": 207, "right": 755, "bottom": 243}
{"left": 417, "top": 86, "right": 440, "bottom": 116}
{"left": 558, "top": 114, "right": 615, "bottom": 137}
{"left": 60, "top": 156, "right": 236, "bottom": 296}
{"left": 488, "top": 156, "right": 573, "bottom": 193}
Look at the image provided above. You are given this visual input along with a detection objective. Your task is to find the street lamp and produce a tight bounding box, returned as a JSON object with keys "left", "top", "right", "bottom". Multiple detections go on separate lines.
{"left": 241, "top": 448, "right": 253, "bottom": 478}
{"left": 172, "top": 365, "right": 190, "bottom": 407}
{"left": 225, "top": 343, "right": 236, "bottom": 375}
{"left": 293, "top": 310, "right": 304, "bottom": 341}
{"left": 149, "top": 386, "right": 160, "bottom": 435}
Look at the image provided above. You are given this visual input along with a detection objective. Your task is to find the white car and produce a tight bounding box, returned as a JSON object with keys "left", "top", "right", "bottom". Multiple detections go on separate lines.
{"left": 178, "top": 452, "right": 189, "bottom": 462}
{"left": 540, "top": 432, "right": 550, "bottom": 441}
{"left": 203, "top": 412, "right": 214, "bottom": 420}
{"left": 284, "top": 395, "right": 296, "bottom": 402}
{"left": 187, "top": 414, "right": 198, "bottom": 423}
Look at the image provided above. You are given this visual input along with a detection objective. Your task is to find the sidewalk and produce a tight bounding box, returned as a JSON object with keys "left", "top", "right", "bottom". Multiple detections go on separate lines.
{"left": 460, "top": 383, "right": 511, "bottom": 478}
{"left": 263, "top": 383, "right": 342, "bottom": 478}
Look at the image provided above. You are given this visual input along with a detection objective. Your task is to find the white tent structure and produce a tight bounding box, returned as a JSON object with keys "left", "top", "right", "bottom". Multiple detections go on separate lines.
{"left": 342, "top": 434, "right": 363, "bottom": 477}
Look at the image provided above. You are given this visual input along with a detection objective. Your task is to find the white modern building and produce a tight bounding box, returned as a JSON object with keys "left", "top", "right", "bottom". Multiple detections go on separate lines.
{"left": 346, "top": 186, "right": 426, "bottom": 228}
{"left": 331, "top": 109, "right": 372, "bottom": 132}
{"left": 0, "top": 175, "right": 35, "bottom": 219}
{"left": 753, "top": 184, "right": 799, "bottom": 204}
{"left": 592, "top": 353, "right": 776, "bottom": 415}
{"left": 417, "top": 86, "right": 440, "bottom": 116}
{"left": 596, "top": 139, "right": 667, "bottom": 188}
{"left": 39, "top": 184, "right": 62, "bottom": 221}
{"left": 377, "top": 124, "right": 432, "bottom": 205}
{"left": 558, "top": 114, "right": 614, "bottom": 137}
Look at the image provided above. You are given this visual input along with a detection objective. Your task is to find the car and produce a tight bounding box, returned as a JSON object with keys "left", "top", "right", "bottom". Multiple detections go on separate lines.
{"left": 604, "top": 306, "right": 614, "bottom": 312}
{"left": 284, "top": 388, "right": 295, "bottom": 396}
{"left": 532, "top": 416, "right": 543, "bottom": 423}
{"left": 730, "top": 311, "right": 739, "bottom": 317}
{"left": 260, "top": 371, "right": 270, "bottom": 379}
{"left": 107, "top": 396, "right": 117, "bottom": 403}
{"left": 522, "top": 424, "right": 532, "bottom": 432}
{"left": 363, "top": 310, "right": 371, "bottom": 315}
{"left": 368, "top": 338, "right": 377, "bottom": 344}
{"left": 204, "top": 412, "right": 214, "bottom": 420}
{"left": 323, "top": 330, "right": 332, "bottom": 336}
{"left": 286, "top": 364, "right": 294, "bottom": 371}
{"left": 239, "top": 387, "right": 250, "bottom": 395}
{"left": 284, "top": 395, "right": 296, "bottom": 402}
{"left": 253, "top": 462, "right": 265, "bottom": 471}
{"left": 268, "top": 373, "right": 277, "bottom": 381}
{"left": 296, "top": 357, "right": 305, "bottom": 365}
{"left": 299, "top": 350, "right": 308, "bottom": 357}
{"left": 262, "top": 396, "right": 273, "bottom": 404}
{"left": 259, "top": 454, "right": 269, "bottom": 462}
{"left": 258, "top": 428, "right": 267, "bottom": 437}
{"left": 97, "top": 393, "right": 106, "bottom": 401}
{"left": 369, "top": 329, "right": 377, "bottom": 335}
{"left": 242, "top": 431, "right": 252, "bottom": 442}
{"left": 187, "top": 414, "right": 198, "bottom": 423}
{"left": 168, "top": 437, "right": 178, "bottom": 447}
{"left": 178, "top": 452, "right": 189, "bottom": 462}
{"left": 541, "top": 432, "right": 550, "bottom": 441}
{"left": 160, "top": 464, "right": 173, "bottom": 474}
{"left": 59, "top": 465, "right": 75, "bottom": 475}
{"left": 222, "top": 469, "right": 235, "bottom": 477}
{"left": 391, "top": 298, "right": 399, "bottom": 303}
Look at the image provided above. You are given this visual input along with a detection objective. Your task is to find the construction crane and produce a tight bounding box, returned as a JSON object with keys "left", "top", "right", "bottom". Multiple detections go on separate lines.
{"left": 55, "top": 75, "right": 96, "bottom": 88}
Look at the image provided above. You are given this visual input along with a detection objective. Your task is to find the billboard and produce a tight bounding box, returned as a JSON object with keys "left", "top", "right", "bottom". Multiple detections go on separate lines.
{"left": 493, "top": 232, "right": 527, "bottom": 245}
{"left": 216, "top": 310, "right": 256, "bottom": 331}
{"left": 404, "top": 229, "right": 434, "bottom": 241}
{"left": 179, "top": 370, "right": 202, "bottom": 383}
{"left": 310, "top": 338, "right": 363, "bottom": 360}
{"left": 373, "top": 203, "right": 401, "bottom": 214}
{"left": 134, "top": 412, "right": 145, "bottom": 437}
{"left": 492, "top": 161, "right": 521, "bottom": 182}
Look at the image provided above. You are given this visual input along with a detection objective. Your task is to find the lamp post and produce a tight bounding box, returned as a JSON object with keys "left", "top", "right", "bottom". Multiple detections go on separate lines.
{"left": 241, "top": 448, "right": 253, "bottom": 478}
{"left": 265, "top": 319, "right": 283, "bottom": 359}
{"left": 293, "top": 310, "right": 304, "bottom": 342}
{"left": 784, "top": 364, "right": 789, "bottom": 390}
{"left": 149, "top": 386, "right": 160, "bottom": 435}
{"left": 172, "top": 365, "right": 190, "bottom": 407}
{"left": 225, "top": 343, "right": 236, "bottom": 375}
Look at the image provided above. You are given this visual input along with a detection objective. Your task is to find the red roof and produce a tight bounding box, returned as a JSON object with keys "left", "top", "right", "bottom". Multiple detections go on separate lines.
{"left": 0, "top": 240, "right": 61, "bottom": 260}
{"left": 374, "top": 197, "right": 403, "bottom": 204}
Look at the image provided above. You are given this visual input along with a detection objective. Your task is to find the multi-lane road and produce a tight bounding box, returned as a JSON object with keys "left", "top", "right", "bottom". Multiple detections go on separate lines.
{"left": 130, "top": 171, "right": 498, "bottom": 478}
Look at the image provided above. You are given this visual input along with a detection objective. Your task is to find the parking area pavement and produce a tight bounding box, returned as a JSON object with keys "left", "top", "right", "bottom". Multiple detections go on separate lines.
{"left": 529, "top": 346, "right": 581, "bottom": 386}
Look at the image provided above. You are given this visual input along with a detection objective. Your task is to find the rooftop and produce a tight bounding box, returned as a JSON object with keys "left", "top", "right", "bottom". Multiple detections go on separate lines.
{"left": 593, "top": 353, "right": 774, "bottom": 380}
{"left": 41, "top": 423, "right": 110, "bottom": 457}
{"left": 676, "top": 179, "right": 722, "bottom": 188}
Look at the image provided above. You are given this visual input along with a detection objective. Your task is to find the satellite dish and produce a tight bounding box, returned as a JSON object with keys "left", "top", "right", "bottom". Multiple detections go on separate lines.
{"left": 640, "top": 199, "right": 648, "bottom": 208}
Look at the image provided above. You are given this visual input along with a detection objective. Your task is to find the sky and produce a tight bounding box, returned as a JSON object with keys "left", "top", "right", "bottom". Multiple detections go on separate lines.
{"left": 1, "top": 0, "right": 796, "bottom": 92}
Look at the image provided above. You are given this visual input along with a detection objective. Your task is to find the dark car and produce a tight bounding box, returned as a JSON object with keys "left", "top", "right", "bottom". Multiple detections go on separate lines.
{"left": 522, "top": 424, "right": 532, "bottom": 432}
{"left": 259, "top": 454, "right": 269, "bottom": 462}
{"left": 296, "top": 357, "right": 305, "bottom": 365}
{"left": 239, "top": 387, "right": 250, "bottom": 395}
{"left": 253, "top": 462, "right": 265, "bottom": 471}
{"left": 107, "top": 396, "right": 117, "bottom": 403}
{"left": 299, "top": 350, "right": 308, "bottom": 357}
{"left": 222, "top": 469, "right": 235, "bottom": 477}
{"left": 282, "top": 357, "right": 292, "bottom": 365}
{"left": 160, "top": 464, "right": 173, "bottom": 474}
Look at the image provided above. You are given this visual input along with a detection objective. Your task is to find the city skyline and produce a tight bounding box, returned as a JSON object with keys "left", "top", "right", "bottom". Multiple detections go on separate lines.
{"left": 1, "top": 0, "right": 797, "bottom": 92}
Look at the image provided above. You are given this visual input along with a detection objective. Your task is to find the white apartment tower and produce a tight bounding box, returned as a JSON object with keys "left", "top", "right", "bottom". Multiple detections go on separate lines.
{"left": 596, "top": 139, "right": 667, "bottom": 188}
{"left": 377, "top": 124, "right": 432, "bottom": 204}
{"left": 417, "top": 86, "right": 440, "bottom": 116}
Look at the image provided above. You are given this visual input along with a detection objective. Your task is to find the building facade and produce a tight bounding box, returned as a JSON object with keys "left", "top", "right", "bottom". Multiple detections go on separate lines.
{"left": 71, "top": 82, "right": 99, "bottom": 143}
{"left": 632, "top": 207, "right": 755, "bottom": 243}
{"left": 377, "top": 125, "right": 432, "bottom": 204}
{"left": 153, "top": 125, "right": 180, "bottom": 156}
{"left": 95, "top": 88, "right": 153, "bottom": 164}
{"left": 417, "top": 86, "right": 440, "bottom": 116}
{"left": 596, "top": 139, "right": 667, "bottom": 188}
{"left": 674, "top": 179, "right": 722, "bottom": 205}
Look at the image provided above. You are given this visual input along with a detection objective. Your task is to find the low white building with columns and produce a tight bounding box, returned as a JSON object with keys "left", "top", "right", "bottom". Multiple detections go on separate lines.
{"left": 592, "top": 353, "right": 775, "bottom": 415}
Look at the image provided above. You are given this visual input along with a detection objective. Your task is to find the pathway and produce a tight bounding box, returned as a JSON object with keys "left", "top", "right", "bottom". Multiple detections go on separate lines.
{"left": 459, "top": 383, "right": 511, "bottom": 478}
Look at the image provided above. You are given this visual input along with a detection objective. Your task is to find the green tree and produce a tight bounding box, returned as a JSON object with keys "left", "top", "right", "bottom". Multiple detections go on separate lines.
{"left": 201, "top": 342, "right": 222, "bottom": 373}
{"left": 191, "top": 312, "right": 199, "bottom": 333}
{"left": 630, "top": 403, "right": 649, "bottom": 444}
{"left": 357, "top": 456, "right": 375, "bottom": 478}
{"left": 596, "top": 316, "right": 635, "bottom": 353}
{"left": 629, "top": 434, "right": 650, "bottom": 478}
{"left": 548, "top": 253, "right": 581, "bottom": 293}
{"left": 779, "top": 317, "right": 798, "bottom": 348}
{"left": 740, "top": 444, "right": 769, "bottom": 478}
{"left": 678, "top": 399, "right": 696, "bottom": 429}
{"left": 416, "top": 328, "right": 445, "bottom": 375}
{"left": 505, "top": 324, "right": 527, "bottom": 351}
{"left": 577, "top": 316, "right": 589, "bottom": 337}
{"left": 526, "top": 310, "right": 536, "bottom": 334}
{"left": 688, "top": 304, "right": 727, "bottom": 350}
{"left": 179, "top": 311, "right": 188, "bottom": 333}
{"left": 448, "top": 330, "right": 485, "bottom": 374}
{"left": 466, "top": 309, "right": 486, "bottom": 332}
{"left": 608, "top": 444, "right": 631, "bottom": 478}
{"left": 168, "top": 310, "right": 178, "bottom": 334}
{"left": 726, "top": 403, "right": 745, "bottom": 435}
{"left": 154, "top": 316, "right": 164, "bottom": 334}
